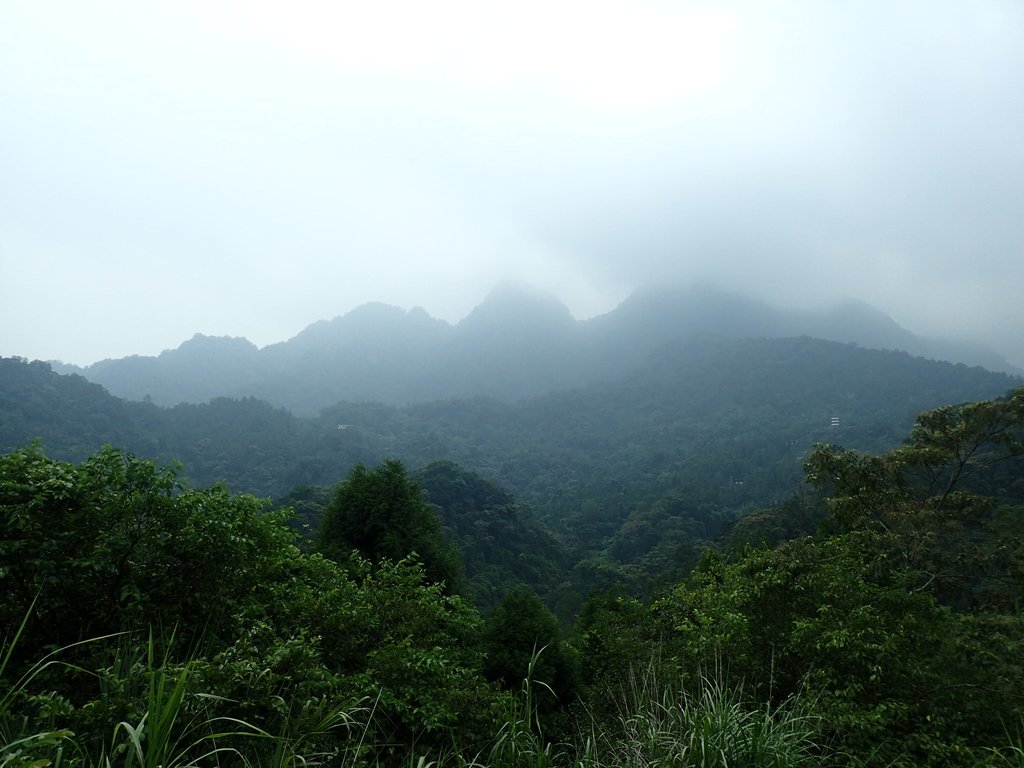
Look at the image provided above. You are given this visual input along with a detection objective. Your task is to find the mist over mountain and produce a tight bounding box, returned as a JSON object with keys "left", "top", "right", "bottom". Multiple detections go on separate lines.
{"left": 5, "top": 332, "right": 1020, "bottom": 605}
{"left": 50, "top": 284, "right": 1020, "bottom": 415}
{"left": 6, "top": 327, "right": 1022, "bottom": 614}
{"left": 14, "top": 334, "right": 1018, "bottom": 514}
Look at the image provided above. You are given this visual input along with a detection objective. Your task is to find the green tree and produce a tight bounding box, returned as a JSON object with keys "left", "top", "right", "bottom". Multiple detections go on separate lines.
{"left": 0, "top": 444, "right": 295, "bottom": 655}
{"left": 804, "top": 385, "right": 1024, "bottom": 609}
{"left": 571, "top": 591, "right": 660, "bottom": 721}
{"left": 482, "top": 586, "right": 577, "bottom": 721}
{"left": 416, "top": 460, "right": 570, "bottom": 609}
{"left": 656, "top": 536, "right": 1024, "bottom": 766}
{"left": 0, "top": 445, "right": 501, "bottom": 764}
{"left": 316, "top": 459, "right": 460, "bottom": 590}
{"left": 650, "top": 387, "right": 1024, "bottom": 766}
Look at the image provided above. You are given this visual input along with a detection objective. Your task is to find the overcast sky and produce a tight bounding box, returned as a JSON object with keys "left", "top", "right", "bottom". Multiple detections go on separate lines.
{"left": 2, "top": 1, "right": 1023, "bottom": 367}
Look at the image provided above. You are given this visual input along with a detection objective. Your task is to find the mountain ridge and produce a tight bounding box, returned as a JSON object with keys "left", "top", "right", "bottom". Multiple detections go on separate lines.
{"left": 48, "top": 283, "right": 1021, "bottom": 414}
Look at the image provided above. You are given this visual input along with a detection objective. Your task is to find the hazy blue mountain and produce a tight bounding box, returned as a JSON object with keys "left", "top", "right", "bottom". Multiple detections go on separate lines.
{"left": 51, "top": 283, "right": 1021, "bottom": 413}
{"left": 796, "top": 298, "right": 920, "bottom": 348}
{"left": 440, "top": 282, "right": 588, "bottom": 398}
{"left": 4, "top": 334, "right": 1021, "bottom": 606}
{"left": 14, "top": 337, "right": 1018, "bottom": 510}
{"left": 457, "top": 282, "right": 576, "bottom": 334}
{"left": 590, "top": 284, "right": 1018, "bottom": 375}
{"left": 253, "top": 303, "right": 452, "bottom": 409}
{"left": 582, "top": 284, "right": 787, "bottom": 376}
{"left": 51, "top": 333, "right": 261, "bottom": 406}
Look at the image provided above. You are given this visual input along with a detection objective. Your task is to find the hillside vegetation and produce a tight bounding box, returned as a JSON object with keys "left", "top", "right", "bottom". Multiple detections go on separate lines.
{"left": 5, "top": 334, "right": 1021, "bottom": 604}
{"left": 4, "top": 291, "right": 1024, "bottom": 764}
{"left": 2, "top": 386, "right": 1024, "bottom": 766}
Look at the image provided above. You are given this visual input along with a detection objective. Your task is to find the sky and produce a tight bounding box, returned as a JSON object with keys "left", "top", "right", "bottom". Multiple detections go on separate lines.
{"left": 2, "top": 0, "right": 1023, "bottom": 368}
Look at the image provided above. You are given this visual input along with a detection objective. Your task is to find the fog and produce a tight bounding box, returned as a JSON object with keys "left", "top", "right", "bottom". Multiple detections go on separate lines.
{"left": 2, "top": 1, "right": 1022, "bottom": 367}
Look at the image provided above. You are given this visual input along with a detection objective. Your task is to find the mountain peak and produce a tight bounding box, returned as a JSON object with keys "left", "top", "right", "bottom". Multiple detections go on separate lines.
{"left": 283, "top": 302, "right": 450, "bottom": 350}
{"left": 173, "top": 333, "right": 258, "bottom": 351}
{"left": 459, "top": 282, "right": 575, "bottom": 332}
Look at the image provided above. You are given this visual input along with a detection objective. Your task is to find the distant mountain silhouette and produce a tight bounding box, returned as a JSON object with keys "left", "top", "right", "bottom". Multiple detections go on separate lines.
{"left": 591, "top": 284, "right": 1016, "bottom": 374}
{"left": 442, "top": 282, "right": 587, "bottom": 398}
{"left": 50, "top": 283, "right": 1021, "bottom": 414}
{"left": 74, "top": 333, "right": 262, "bottom": 406}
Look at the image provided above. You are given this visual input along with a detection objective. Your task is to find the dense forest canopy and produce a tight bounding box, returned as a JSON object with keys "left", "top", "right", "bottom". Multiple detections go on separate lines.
{"left": 5, "top": 337, "right": 1020, "bottom": 602}
{"left": 2, "top": 385, "right": 1024, "bottom": 766}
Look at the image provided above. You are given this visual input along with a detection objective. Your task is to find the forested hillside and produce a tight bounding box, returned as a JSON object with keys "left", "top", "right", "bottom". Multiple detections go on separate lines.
{"left": 4, "top": 324, "right": 1024, "bottom": 767}
{"left": 12, "top": 338, "right": 1018, "bottom": 505}
{"left": 3, "top": 336, "right": 1021, "bottom": 606}
{"left": 3, "top": 387, "right": 1024, "bottom": 767}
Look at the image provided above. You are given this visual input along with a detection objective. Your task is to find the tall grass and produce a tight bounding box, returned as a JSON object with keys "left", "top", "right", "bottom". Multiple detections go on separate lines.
{"left": 99, "top": 632, "right": 373, "bottom": 768}
{"left": 987, "top": 746, "right": 1024, "bottom": 768}
{"left": 1, "top": 616, "right": 370, "bottom": 768}
{"left": 983, "top": 718, "right": 1024, "bottom": 768}
{"left": 27, "top": 634, "right": 1024, "bottom": 768}
{"left": 418, "top": 655, "right": 820, "bottom": 768}
{"left": 573, "top": 666, "right": 819, "bottom": 768}
{"left": 1, "top": 597, "right": 115, "bottom": 768}
{"left": 101, "top": 631, "right": 243, "bottom": 768}
{"left": 233, "top": 692, "right": 373, "bottom": 768}
{"left": 482, "top": 647, "right": 560, "bottom": 768}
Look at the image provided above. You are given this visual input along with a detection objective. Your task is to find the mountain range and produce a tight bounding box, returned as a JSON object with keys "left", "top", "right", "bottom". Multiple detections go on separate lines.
{"left": 50, "top": 283, "right": 1020, "bottom": 415}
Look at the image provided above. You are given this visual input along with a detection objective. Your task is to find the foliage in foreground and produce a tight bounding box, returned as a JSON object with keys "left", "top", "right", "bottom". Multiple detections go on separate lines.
{"left": 574, "top": 667, "right": 819, "bottom": 768}
{"left": 0, "top": 445, "right": 499, "bottom": 766}
{"left": 3, "top": 384, "right": 1024, "bottom": 767}
{"left": 648, "top": 386, "right": 1024, "bottom": 766}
